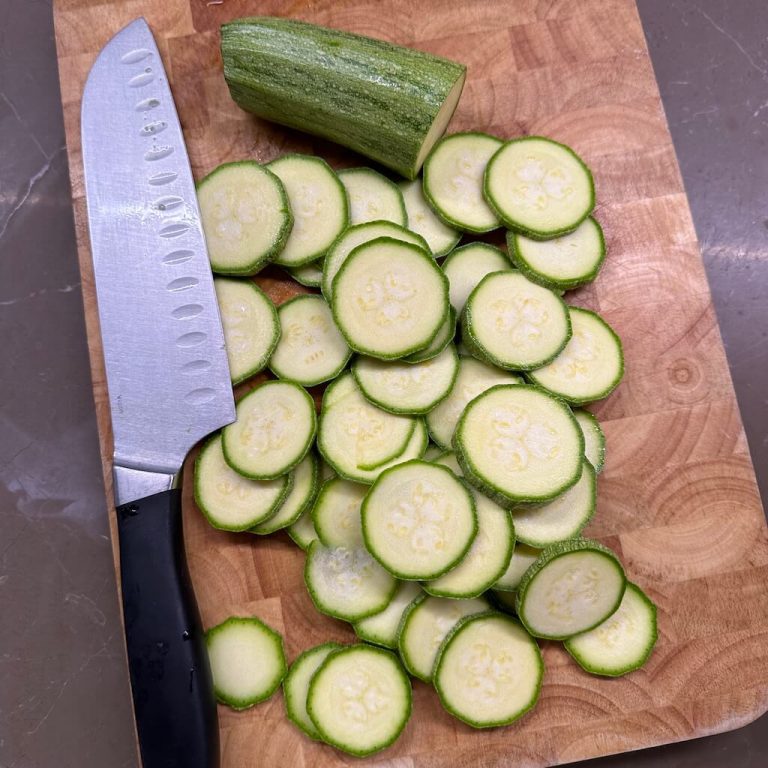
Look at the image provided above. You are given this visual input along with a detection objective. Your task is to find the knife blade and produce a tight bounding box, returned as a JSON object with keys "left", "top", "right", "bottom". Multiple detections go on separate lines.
{"left": 82, "top": 17, "right": 234, "bottom": 768}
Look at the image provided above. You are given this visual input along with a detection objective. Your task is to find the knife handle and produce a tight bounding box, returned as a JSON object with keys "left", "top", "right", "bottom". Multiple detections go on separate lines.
{"left": 117, "top": 489, "right": 219, "bottom": 768}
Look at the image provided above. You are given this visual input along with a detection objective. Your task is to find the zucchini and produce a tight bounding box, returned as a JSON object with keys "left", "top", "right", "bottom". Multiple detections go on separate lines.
{"left": 423, "top": 132, "right": 503, "bottom": 232}
{"left": 494, "top": 542, "right": 541, "bottom": 592}
{"left": 434, "top": 612, "right": 542, "bottom": 728}
{"left": 331, "top": 237, "right": 449, "bottom": 360}
{"left": 221, "top": 18, "right": 466, "bottom": 179}
{"left": 399, "top": 178, "right": 460, "bottom": 257}
{"left": 527, "top": 307, "right": 624, "bottom": 404}
{"left": 311, "top": 476, "right": 367, "bottom": 548}
{"left": 286, "top": 260, "right": 324, "bottom": 288}
{"left": 354, "top": 580, "right": 422, "bottom": 649}
{"left": 573, "top": 408, "right": 606, "bottom": 473}
{"left": 402, "top": 306, "right": 456, "bottom": 363}
{"left": 222, "top": 379, "right": 316, "bottom": 480}
{"left": 516, "top": 538, "right": 626, "bottom": 640}
{"left": 455, "top": 384, "right": 583, "bottom": 504}
{"left": 287, "top": 507, "right": 319, "bottom": 550}
{"left": 269, "top": 294, "right": 351, "bottom": 386}
{"left": 507, "top": 216, "right": 605, "bottom": 290}
{"left": 338, "top": 167, "right": 407, "bottom": 227}
{"left": 267, "top": 154, "right": 348, "bottom": 266}
{"left": 206, "top": 616, "right": 286, "bottom": 709}
{"left": 307, "top": 645, "right": 412, "bottom": 757}
{"left": 564, "top": 582, "right": 657, "bottom": 676}
{"left": 460, "top": 270, "right": 571, "bottom": 371}
{"left": 483, "top": 136, "right": 594, "bottom": 238}
{"left": 197, "top": 161, "right": 292, "bottom": 275}
{"left": 441, "top": 242, "right": 510, "bottom": 313}
{"left": 361, "top": 459, "right": 477, "bottom": 580}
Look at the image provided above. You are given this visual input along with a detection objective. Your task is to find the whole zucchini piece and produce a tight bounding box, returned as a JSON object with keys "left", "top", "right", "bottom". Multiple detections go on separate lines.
{"left": 221, "top": 17, "right": 466, "bottom": 179}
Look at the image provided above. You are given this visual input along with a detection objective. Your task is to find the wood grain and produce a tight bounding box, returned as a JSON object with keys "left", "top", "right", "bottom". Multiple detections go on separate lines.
{"left": 52, "top": 0, "right": 768, "bottom": 766}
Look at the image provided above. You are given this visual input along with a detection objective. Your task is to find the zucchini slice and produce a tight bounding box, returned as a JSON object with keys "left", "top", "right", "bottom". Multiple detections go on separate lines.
{"left": 269, "top": 294, "right": 351, "bottom": 386}
{"left": 206, "top": 616, "right": 286, "bottom": 709}
{"left": 194, "top": 435, "right": 291, "bottom": 531}
{"left": 311, "top": 476, "right": 367, "bottom": 548}
{"left": 399, "top": 178, "right": 460, "bottom": 257}
{"left": 426, "top": 355, "right": 521, "bottom": 450}
{"left": 286, "top": 260, "right": 324, "bottom": 288}
{"left": 425, "top": 490, "right": 515, "bottom": 599}
{"left": 573, "top": 408, "right": 606, "bottom": 473}
{"left": 397, "top": 594, "right": 490, "bottom": 682}
{"left": 461, "top": 270, "right": 571, "bottom": 371}
{"left": 507, "top": 216, "right": 605, "bottom": 290}
{"left": 284, "top": 642, "right": 342, "bottom": 739}
{"left": 494, "top": 542, "right": 541, "bottom": 592}
{"left": 222, "top": 380, "right": 316, "bottom": 479}
{"left": 221, "top": 17, "right": 466, "bottom": 179}
{"left": 564, "top": 582, "right": 658, "bottom": 676}
{"left": 527, "top": 307, "right": 624, "bottom": 404}
{"left": 354, "top": 580, "right": 422, "bottom": 649}
{"left": 512, "top": 460, "right": 596, "bottom": 547}
{"left": 402, "top": 306, "right": 456, "bottom": 364}
{"left": 307, "top": 645, "right": 412, "bottom": 757}
{"left": 267, "top": 154, "right": 348, "bottom": 266}
{"left": 483, "top": 136, "right": 594, "bottom": 238}
{"left": 304, "top": 541, "right": 398, "bottom": 622}
{"left": 197, "top": 161, "right": 292, "bottom": 276}
{"left": 331, "top": 237, "right": 448, "bottom": 360}
{"left": 423, "top": 132, "right": 503, "bottom": 232}
{"left": 434, "top": 612, "right": 542, "bottom": 728}
{"left": 338, "top": 167, "right": 407, "bottom": 227}
{"left": 362, "top": 460, "right": 477, "bottom": 580}
{"left": 287, "top": 507, "right": 319, "bottom": 550}
{"left": 322, "top": 221, "right": 428, "bottom": 300}
{"left": 423, "top": 443, "right": 446, "bottom": 461}
{"left": 516, "top": 538, "right": 626, "bottom": 640}
{"left": 455, "top": 384, "right": 583, "bottom": 504}
{"left": 353, "top": 345, "right": 459, "bottom": 415}
{"left": 441, "top": 242, "right": 510, "bottom": 313}
{"left": 432, "top": 450, "right": 463, "bottom": 476}
{"left": 214, "top": 278, "right": 280, "bottom": 384}
{"left": 251, "top": 451, "right": 318, "bottom": 535}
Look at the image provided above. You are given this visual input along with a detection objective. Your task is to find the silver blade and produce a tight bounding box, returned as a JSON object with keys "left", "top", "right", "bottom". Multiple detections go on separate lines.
{"left": 82, "top": 18, "right": 234, "bottom": 479}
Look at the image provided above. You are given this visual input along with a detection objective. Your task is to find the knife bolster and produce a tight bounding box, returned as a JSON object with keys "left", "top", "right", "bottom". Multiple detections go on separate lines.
{"left": 114, "top": 463, "right": 180, "bottom": 506}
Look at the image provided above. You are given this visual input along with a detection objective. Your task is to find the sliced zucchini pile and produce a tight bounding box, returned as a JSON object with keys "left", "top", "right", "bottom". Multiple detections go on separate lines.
{"left": 194, "top": 64, "right": 654, "bottom": 754}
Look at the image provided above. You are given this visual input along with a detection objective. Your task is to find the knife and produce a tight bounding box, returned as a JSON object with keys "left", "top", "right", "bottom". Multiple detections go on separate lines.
{"left": 81, "top": 18, "right": 234, "bottom": 768}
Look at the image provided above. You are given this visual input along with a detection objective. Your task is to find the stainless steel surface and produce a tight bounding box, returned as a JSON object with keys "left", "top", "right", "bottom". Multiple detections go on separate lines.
{"left": 113, "top": 465, "right": 179, "bottom": 507}
{"left": 81, "top": 18, "right": 234, "bottom": 481}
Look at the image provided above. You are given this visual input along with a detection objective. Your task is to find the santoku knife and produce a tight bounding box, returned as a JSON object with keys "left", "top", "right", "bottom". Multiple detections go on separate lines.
{"left": 81, "top": 18, "right": 234, "bottom": 768}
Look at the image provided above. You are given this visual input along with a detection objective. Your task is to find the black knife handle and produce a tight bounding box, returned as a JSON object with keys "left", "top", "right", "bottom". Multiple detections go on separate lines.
{"left": 117, "top": 489, "right": 219, "bottom": 768}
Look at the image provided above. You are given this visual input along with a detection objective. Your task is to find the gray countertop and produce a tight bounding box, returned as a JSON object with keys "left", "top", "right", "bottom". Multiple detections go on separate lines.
{"left": 1, "top": 1, "right": 766, "bottom": 766}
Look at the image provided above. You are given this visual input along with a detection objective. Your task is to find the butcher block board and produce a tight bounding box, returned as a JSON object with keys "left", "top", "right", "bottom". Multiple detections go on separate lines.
{"left": 53, "top": 0, "right": 768, "bottom": 766}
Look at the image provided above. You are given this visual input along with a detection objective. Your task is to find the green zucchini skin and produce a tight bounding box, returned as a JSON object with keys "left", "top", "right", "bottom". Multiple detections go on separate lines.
{"left": 221, "top": 17, "right": 466, "bottom": 179}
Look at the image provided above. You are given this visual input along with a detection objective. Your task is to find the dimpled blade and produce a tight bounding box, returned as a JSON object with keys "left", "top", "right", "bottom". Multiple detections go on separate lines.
{"left": 82, "top": 18, "right": 234, "bottom": 474}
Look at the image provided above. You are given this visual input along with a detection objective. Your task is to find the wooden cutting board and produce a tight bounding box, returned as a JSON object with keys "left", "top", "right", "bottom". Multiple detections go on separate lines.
{"left": 53, "top": 1, "right": 768, "bottom": 766}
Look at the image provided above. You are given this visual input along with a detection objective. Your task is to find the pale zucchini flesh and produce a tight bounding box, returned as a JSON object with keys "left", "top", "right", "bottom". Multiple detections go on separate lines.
{"left": 286, "top": 260, "right": 324, "bottom": 287}
{"left": 339, "top": 167, "right": 407, "bottom": 227}
{"left": 198, "top": 161, "right": 292, "bottom": 275}
{"left": 331, "top": 237, "right": 448, "bottom": 359}
{"left": 362, "top": 460, "right": 477, "bottom": 580}
{"left": 267, "top": 154, "right": 348, "bottom": 266}
{"left": 527, "top": 307, "right": 624, "bottom": 404}
{"left": 353, "top": 345, "right": 459, "bottom": 415}
{"left": 269, "top": 294, "right": 351, "bottom": 386}
{"left": 399, "top": 178, "right": 460, "bottom": 257}
{"left": 512, "top": 460, "right": 596, "bottom": 548}
{"left": 516, "top": 539, "right": 626, "bottom": 640}
{"left": 564, "top": 582, "right": 657, "bottom": 676}
{"left": 573, "top": 408, "right": 606, "bottom": 473}
{"left": 403, "top": 306, "right": 456, "bottom": 363}
{"left": 287, "top": 507, "right": 319, "bottom": 550}
{"left": 483, "top": 136, "right": 595, "bottom": 238}
{"left": 434, "top": 612, "right": 543, "bottom": 728}
{"left": 322, "top": 220, "right": 428, "bottom": 300}
{"left": 423, "top": 132, "right": 503, "bottom": 232}
{"left": 283, "top": 642, "right": 342, "bottom": 739}
{"left": 307, "top": 645, "right": 412, "bottom": 757}
{"left": 222, "top": 380, "right": 316, "bottom": 479}
{"left": 304, "top": 541, "right": 398, "bottom": 622}
{"left": 195, "top": 435, "right": 291, "bottom": 531}
{"left": 354, "top": 580, "right": 423, "bottom": 649}
{"left": 397, "top": 594, "right": 490, "bottom": 682}
{"left": 461, "top": 270, "right": 571, "bottom": 371}
{"left": 311, "top": 476, "right": 367, "bottom": 548}
{"left": 426, "top": 355, "right": 521, "bottom": 450}
{"left": 455, "top": 384, "right": 584, "bottom": 503}
{"left": 441, "top": 242, "right": 510, "bottom": 313}
{"left": 206, "top": 616, "right": 286, "bottom": 709}
{"left": 494, "top": 543, "right": 541, "bottom": 592}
